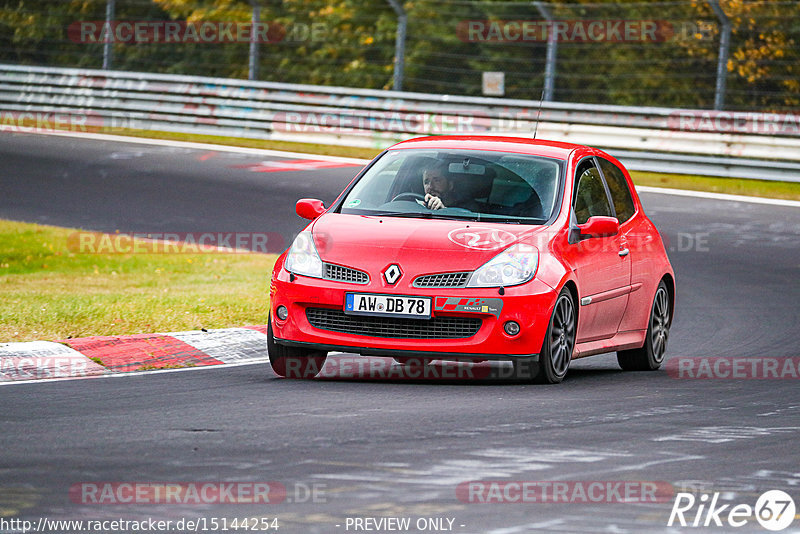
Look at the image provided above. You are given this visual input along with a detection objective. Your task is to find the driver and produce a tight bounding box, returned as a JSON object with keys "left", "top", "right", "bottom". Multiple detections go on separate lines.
{"left": 422, "top": 163, "right": 478, "bottom": 211}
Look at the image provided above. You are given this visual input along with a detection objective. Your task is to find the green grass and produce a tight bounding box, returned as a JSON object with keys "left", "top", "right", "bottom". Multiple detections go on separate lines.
{"left": 0, "top": 220, "right": 275, "bottom": 343}
{"left": 630, "top": 171, "right": 800, "bottom": 201}
{"left": 118, "top": 128, "right": 382, "bottom": 160}
{"left": 136, "top": 363, "right": 196, "bottom": 371}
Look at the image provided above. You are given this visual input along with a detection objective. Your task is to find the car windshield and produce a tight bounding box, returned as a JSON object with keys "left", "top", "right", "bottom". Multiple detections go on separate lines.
{"left": 338, "top": 149, "right": 563, "bottom": 223}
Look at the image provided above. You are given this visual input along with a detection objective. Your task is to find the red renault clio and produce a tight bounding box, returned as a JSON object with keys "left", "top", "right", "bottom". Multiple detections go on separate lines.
{"left": 268, "top": 136, "right": 674, "bottom": 383}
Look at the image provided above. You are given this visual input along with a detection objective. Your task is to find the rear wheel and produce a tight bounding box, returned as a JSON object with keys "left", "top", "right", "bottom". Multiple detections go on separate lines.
{"left": 617, "top": 280, "right": 671, "bottom": 371}
{"left": 515, "top": 288, "right": 576, "bottom": 384}
{"left": 267, "top": 317, "right": 327, "bottom": 378}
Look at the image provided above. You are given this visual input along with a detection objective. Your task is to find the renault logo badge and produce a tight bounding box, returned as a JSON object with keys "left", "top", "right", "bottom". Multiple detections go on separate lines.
{"left": 383, "top": 264, "right": 402, "bottom": 285}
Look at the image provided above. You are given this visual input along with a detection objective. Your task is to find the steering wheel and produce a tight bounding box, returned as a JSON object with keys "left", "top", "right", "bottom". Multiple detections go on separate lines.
{"left": 391, "top": 192, "right": 426, "bottom": 203}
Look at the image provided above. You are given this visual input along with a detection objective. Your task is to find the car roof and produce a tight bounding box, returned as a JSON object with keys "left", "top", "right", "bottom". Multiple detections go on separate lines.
{"left": 387, "top": 136, "right": 585, "bottom": 159}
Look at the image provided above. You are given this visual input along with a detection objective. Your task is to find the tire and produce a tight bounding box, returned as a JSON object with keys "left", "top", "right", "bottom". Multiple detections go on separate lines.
{"left": 267, "top": 317, "right": 327, "bottom": 379}
{"left": 515, "top": 288, "right": 576, "bottom": 384}
{"left": 617, "top": 280, "right": 671, "bottom": 371}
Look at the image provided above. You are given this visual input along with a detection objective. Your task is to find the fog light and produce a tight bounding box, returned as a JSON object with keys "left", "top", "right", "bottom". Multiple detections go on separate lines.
{"left": 503, "top": 321, "right": 521, "bottom": 336}
{"left": 276, "top": 305, "right": 289, "bottom": 321}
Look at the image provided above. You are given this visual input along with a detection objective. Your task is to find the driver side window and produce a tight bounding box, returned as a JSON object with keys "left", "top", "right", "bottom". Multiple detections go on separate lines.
{"left": 573, "top": 159, "right": 612, "bottom": 225}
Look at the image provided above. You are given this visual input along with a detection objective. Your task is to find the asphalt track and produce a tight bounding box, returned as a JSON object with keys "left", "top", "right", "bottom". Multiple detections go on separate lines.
{"left": 1, "top": 132, "right": 800, "bottom": 533}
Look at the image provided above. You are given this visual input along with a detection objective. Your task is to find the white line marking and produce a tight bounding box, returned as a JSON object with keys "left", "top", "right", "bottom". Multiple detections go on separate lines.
{"left": 13, "top": 130, "right": 372, "bottom": 165}
{"left": 636, "top": 185, "right": 800, "bottom": 208}
{"left": 0, "top": 358, "right": 270, "bottom": 387}
{"left": 486, "top": 520, "right": 564, "bottom": 534}
{"left": 23, "top": 131, "right": 799, "bottom": 206}
{"left": 14, "top": 131, "right": 800, "bottom": 205}
{"left": 0, "top": 349, "right": 353, "bottom": 387}
{"left": 10, "top": 129, "right": 800, "bottom": 209}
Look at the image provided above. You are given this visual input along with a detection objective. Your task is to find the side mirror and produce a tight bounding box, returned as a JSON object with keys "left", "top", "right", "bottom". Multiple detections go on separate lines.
{"left": 578, "top": 216, "right": 619, "bottom": 238}
{"left": 296, "top": 198, "right": 326, "bottom": 220}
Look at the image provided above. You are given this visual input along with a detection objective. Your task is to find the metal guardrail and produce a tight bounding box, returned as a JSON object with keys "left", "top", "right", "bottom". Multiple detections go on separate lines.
{"left": 1, "top": 64, "right": 799, "bottom": 182}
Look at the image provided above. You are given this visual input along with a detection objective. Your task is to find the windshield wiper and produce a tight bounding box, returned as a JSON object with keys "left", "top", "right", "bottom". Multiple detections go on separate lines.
{"left": 434, "top": 213, "right": 482, "bottom": 221}
{"left": 360, "top": 210, "right": 544, "bottom": 223}
{"left": 372, "top": 211, "right": 485, "bottom": 221}
{"left": 367, "top": 211, "right": 434, "bottom": 218}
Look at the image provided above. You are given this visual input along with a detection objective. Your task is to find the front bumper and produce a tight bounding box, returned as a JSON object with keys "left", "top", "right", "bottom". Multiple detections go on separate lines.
{"left": 274, "top": 338, "right": 541, "bottom": 363}
{"left": 270, "top": 265, "right": 558, "bottom": 360}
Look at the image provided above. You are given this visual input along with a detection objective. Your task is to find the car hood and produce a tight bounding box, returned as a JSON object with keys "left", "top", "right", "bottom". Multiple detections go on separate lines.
{"left": 310, "top": 213, "right": 549, "bottom": 275}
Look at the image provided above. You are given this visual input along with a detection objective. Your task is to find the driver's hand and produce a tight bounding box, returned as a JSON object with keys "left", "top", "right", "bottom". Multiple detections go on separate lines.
{"left": 425, "top": 194, "right": 445, "bottom": 210}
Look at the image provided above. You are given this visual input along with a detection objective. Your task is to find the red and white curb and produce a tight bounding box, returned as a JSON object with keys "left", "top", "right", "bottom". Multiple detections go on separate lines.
{"left": 0, "top": 326, "right": 269, "bottom": 383}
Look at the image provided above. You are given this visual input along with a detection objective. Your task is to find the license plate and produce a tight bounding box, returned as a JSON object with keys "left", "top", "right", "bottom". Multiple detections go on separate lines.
{"left": 345, "top": 293, "right": 432, "bottom": 319}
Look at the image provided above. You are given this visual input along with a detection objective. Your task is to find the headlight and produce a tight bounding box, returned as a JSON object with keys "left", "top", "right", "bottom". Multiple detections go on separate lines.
{"left": 284, "top": 231, "right": 323, "bottom": 278}
{"left": 467, "top": 244, "right": 538, "bottom": 287}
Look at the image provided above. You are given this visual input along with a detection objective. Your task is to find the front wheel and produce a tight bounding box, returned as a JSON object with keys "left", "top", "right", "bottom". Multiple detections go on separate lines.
{"left": 515, "top": 288, "right": 576, "bottom": 384}
{"left": 617, "top": 280, "right": 671, "bottom": 371}
{"left": 267, "top": 318, "right": 327, "bottom": 378}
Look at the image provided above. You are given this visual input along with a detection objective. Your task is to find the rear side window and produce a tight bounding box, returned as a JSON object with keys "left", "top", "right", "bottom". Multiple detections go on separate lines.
{"left": 598, "top": 158, "right": 636, "bottom": 223}
{"left": 573, "top": 159, "right": 611, "bottom": 225}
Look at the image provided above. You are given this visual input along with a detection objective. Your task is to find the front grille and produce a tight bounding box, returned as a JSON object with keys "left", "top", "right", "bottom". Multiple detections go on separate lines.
{"left": 323, "top": 263, "right": 369, "bottom": 284}
{"left": 306, "top": 308, "right": 481, "bottom": 339}
{"left": 413, "top": 272, "right": 471, "bottom": 288}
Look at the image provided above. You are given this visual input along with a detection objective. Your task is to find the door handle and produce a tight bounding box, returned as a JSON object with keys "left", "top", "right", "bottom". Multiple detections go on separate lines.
{"left": 618, "top": 248, "right": 630, "bottom": 257}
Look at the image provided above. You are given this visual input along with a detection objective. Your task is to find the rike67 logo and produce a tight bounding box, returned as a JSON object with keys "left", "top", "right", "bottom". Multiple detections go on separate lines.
{"left": 668, "top": 490, "right": 796, "bottom": 531}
